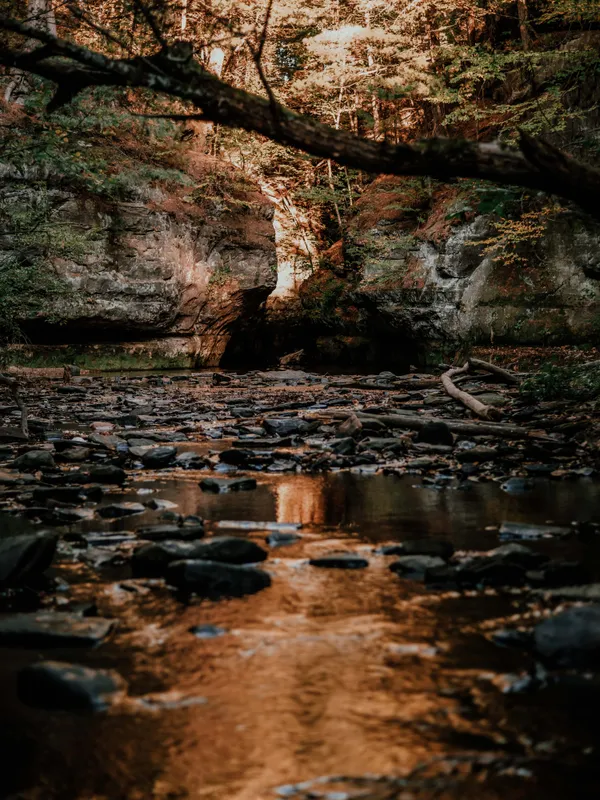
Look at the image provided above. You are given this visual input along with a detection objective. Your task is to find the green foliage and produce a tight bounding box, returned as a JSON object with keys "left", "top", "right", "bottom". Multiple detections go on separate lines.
{"left": 0, "top": 193, "right": 79, "bottom": 343}
{"left": 520, "top": 362, "right": 600, "bottom": 402}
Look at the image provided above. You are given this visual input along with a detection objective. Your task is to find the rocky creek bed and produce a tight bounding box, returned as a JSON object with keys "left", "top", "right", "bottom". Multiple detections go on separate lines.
{"left": 1, "top": 365, "right": 600, "bottom": 799}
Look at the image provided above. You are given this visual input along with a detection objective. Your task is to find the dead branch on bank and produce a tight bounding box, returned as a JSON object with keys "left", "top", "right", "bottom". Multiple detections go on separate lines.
{"left": 0, "top": 373, "right": 29, "bottom": 438}
{"left": 442, "top": 363, "right": 504, "bottom": 421}
{"left": 467, "top": 357, "right": 520, "bottom": 385}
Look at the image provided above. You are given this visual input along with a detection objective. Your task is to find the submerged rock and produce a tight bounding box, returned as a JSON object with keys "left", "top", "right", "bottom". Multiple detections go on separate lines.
{"left": 389, "top": 555, "right": 446, "bottom": 579}
{"left": 166, "top": 559, "right": 271, "bottom": 599}
{"left": 136, "top": 523, "right": 204, "bottom": 541}
{"left": 379, "top": 539, "right": 454, "bottom": 560}
{"left": 97, "top": 502, "right": 146, "bottom": 519}
{"left": 416, "top": 421, "right": 453, "bottom": 447}
{"left": 534, "top": 605, "right": 600, "bottom": 668}
{"left": 132, "top": 537, "right": 267, "bottom": 577}
{"left": 18, "top": 661, "right": 125, "bottom": 712}
{"left": 199, "top": 477, "right": 257, "bottom": 493}
{"left": 13, "top": 450, "right": 55, "bottom": 471}
{"left": 0, "top": 612, "right": 114, "bottom": 648}
{"left": 309, "top": 553, "right": 369, "bottom": 569}
{"left": 139, "top": 446, "right": 177, "bottom": 469}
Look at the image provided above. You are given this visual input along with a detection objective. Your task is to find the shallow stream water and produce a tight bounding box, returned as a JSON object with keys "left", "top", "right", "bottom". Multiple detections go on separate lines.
{"left": 3, "top": 463, "right": 600, "bottom": 799}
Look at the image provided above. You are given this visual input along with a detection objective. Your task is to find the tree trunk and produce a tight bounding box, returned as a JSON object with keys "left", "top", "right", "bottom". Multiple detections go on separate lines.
{"left": 517, "top": 0, "right": 531, "bottom": 50}
{"left": 4, "top": 0, "right": 55, "bottom": 103}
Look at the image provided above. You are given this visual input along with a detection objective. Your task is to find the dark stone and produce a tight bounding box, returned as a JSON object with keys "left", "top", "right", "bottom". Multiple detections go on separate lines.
{"left": 139, "top": 446, "right": 177, "bottom": 469}
{"left": 488, "top": 544, "right": 549, "bottom": 569}
{"left": 57, "top": 385, "right": 87, "bottom": 394}
{"left": 32, "top": 486, "right": 95, "bottom": 505}
{"left": 380, "top": 539, "right": 454, "bottom": 560}
{"left": 199, "top": 477, "right": 257, "bottom": 493}
{"left": 266, "top": 532, "right": 301, "bottom": 547}
{"left": 263, "top": 418, "right": 311, "bottom": 437}
{"left": 88, "top": 464, "right": 127, "bottom": 485}
{"left": 528, "top": 560, "right": 590, "bottom": 588}
{"left": 0, "top": 612, "right": 114, "bottom": 647}
{"left": 389, "top": 555, "right": 445, "bottom": 580}
{"left": 18, "top": 661, "right": 125, "bottom": 712}
{"left": 534, "top": 605, "right": 600, "bottom": 667}
{"left": 501, "top": 477, "right": 533, "bottom": 494}
{"left": 212, "top": 373, "right": 232, "bottom": 385}
{"left": 56, "top": 446, "right": 91, "bottom": 463}
{"left": 133, "top": 537, "right": 266, "bottom": 577}
{"left": 189, "top": 624, "right": 227, "bottom": 639}
{"left": 492, "top": 628, "right": 534, "bottom": 650}
{"left": 329, "top": 437, "right": 356, "bottom": 455}
{"left": 416, "top": 422, "right": 453, "bottom": 447}
{"left": 456, "top": 447, "right": 498, "bottom": 463}
{"left": 166, "top": 559, "right": 271, "bottom": 599}
{"left": 219, "top": 449, "right": 253, "bottom": 467}
{"left": 175, "top": 452, "right": 207, "bottom": 469}
{"left": 13, "top": 450, "right": 55, "bottom": 471}
{"left": 136, "top": 523, "right": 204, "bottom": 541}
{"left": 0, "top": 532, "right": 58, "bottom": 589}
{"left": 458, "top": 556, "right": 527, "bottom": 587}
{"left": 97, "top": 502, "right": 146, "bottom": 519}
{"left": 309, "top": 553, "right": 369, "bottom": 569}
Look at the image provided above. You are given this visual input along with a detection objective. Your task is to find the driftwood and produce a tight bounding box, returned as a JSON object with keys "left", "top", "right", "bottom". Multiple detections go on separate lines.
{"left": 467, "top": 357, "right": 520, "bottom": 385}
{"left": 315, "top": 410, "right": 545, "bottom": 440}
{"left": 442, "top": 363, "right": 504, "bottom": 421}
{"left": 0, "top": 374, "right": 29, "bottom": 438}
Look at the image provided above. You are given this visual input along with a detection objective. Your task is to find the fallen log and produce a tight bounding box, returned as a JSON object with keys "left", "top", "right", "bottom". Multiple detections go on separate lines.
{"left": 311, "top": 410, "right": 546, "bottom": 440}
{"left": 467, "top": 357, "right": 520, "bottom": 385}
{"left": 442, "top": 363, "right": 504, "bottom": 421}
{"left": 0, "top": 374, "right": 28, "bottom": 438}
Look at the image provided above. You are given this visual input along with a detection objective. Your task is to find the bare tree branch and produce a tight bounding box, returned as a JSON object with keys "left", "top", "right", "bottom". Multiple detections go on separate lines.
{"left": 1, "top": 13, "right": 600, "bottom": 219}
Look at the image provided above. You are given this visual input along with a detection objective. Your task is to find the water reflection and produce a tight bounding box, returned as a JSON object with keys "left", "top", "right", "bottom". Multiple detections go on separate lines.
{"left": 3, "top": 472, "right": 600, "bottom": 799}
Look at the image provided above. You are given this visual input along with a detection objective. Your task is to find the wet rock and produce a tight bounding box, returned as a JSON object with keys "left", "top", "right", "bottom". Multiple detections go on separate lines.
{"left": 337, "top": 413, "right": 363, "bottom": 438}
{"left": 56, "top": 446, "right": 91, "bottom": 463}
{"left": 88, "top": 464, "right": 127, "bottom": 485}
{"left": 136, "top": 523, "right": 205, "bottom": 541}
{"left": 166, "top": 559, "right": 271, "bottom": 599}
{"left": 266, "top": 532, "right": 301, "bottom": 547}
{"left": 458, "top": 556, "right": 527, "bottom": 587}
{"left": 189, "top": 624, "right": 227, "bottom": 639}
{"left": 501, "top": 477, "right": 533, "bottom": 494}
{"left": 455, "top": 447, "right": 498, "bottom": 463}
{"left": 212, "top": 372, "right": 231, "bottom": 385}
{"left": 13, "top": 450, "right": 55, "bottom": 471}
{"left": 199, "top": 477, "right": 257, "bottom": 493}
{"left": 492, "top": 628, "right": 533, "bottom": 649}
{"left": 488, "top": 544, "right": 548, "bottom": 569}
{"left": 31, "top": 486, "right": 100, "bottom": 504}
{"left": 534, "top": 605, "right": 600, "bottom": 668}
{"left": 143, "top": 498, "right": 178, "bottom": 511}
{"left": 175, "top": 452, "right": 208, "bottom": 469}
{"left": 309, "top": 553, "right": 368, "bottom": 569}
{"left": 0, "top": 532, "right": 58, "bottom": 589}
{"left": 499, "top": 521, "right": 571, "bottom": 541}
{"left": 133, "top": 537, "right": 266, "bottom": 577}
{"left": 132, "top": 541, "right": 198, "bottom": 576}
{"left": 139, "top": 446, "right": 177, "bottom": 469}
{"left": 528, "top": 560, "right": 590, "bottom": 588}
{"left": 0, "top": 612, "right": 114, "bottom": 647}
{"left": 263, "top": 418, "right": 311, "bottom": 437}
{"left": 219, "top": 449, "right": 254, "bottom": 467}
{"left": 389, "top": 555, "right": 445, "bottom": 580}
{"left": 329, "top": 437, "right": 356, "bottom": 456}
{"left": 18, "top": 661, "right": 125, "bottom": 712}
{"left": 416, "top": 421, "right": 453, "bottom": 447}
{"left": 379, "top": 539, "right": 454, "bottom": 560}
{"left": 97, "top": 502, "right": 146, "bottom": 519}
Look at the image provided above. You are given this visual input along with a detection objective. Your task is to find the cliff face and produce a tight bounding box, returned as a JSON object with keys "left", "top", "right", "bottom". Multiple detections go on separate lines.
{"left": 0, "top": 107, "right": 277, "bottom": 368}
{"left": 348, "top": 180, "right": 600, "bottom": 348}
{"left": 252, "top": 177, "right": 600, "bottom": 366}
{"left": 42, "top": 189, "right": 276, "bottom": 365}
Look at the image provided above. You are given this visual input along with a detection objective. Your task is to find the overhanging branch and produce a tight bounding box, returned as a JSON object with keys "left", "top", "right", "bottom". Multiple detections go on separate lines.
{"left": 1, "top": 13, "right": 600, "bottom": 219}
